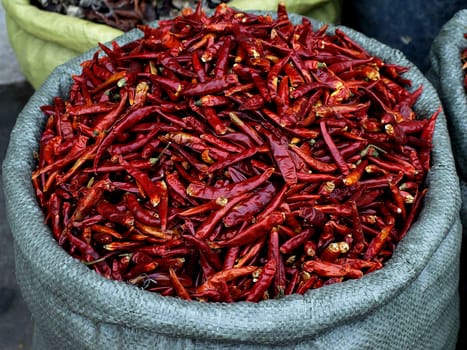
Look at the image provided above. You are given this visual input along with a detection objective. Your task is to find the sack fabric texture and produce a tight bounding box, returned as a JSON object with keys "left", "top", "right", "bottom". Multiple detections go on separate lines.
{"left": 1, "top": 0, "right": 340, "bottom": 90}
{"left": 3, "top": 11, "right": 462, "bottom": 350}
{"left": 428, "top": 11, "right": 467, "bottom": 348}
{"left": 428, "top": 9, "right": 467, "bottom": 183}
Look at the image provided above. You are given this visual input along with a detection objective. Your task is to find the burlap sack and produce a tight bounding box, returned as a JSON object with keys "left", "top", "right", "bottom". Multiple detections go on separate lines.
{"left": 3, "top": 12, "right": 462, "bottom": 350}
{"left": 428, "top": 13, "right": 467, "bottom": 348}
{"left": 2, "top": 0, "right": 340, "bottom": 89}
{"left": 428, "top": 9, "right": 467, "bottom": 181}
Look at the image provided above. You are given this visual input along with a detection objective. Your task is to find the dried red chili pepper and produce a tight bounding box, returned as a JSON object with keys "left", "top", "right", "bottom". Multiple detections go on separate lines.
{"left": 216, "top": 212, "right": 285, "bottom": 248}
{"left": 196, "top": 266, "right": 257, "bottom": 295}
{"left": 303, "top": 259, "right": 363, "bottom": 279}
{"left": 279, "top": 228, "right": 314, "bottom": 255}
{"left": 194, "top": 192, "right": 251, "bottom": 240}
{"left": 245, "top": 259, "right": 276, "bottom": 302}
{"left": 187, "top": 167, "right": 274, "bottom": 200}
{"left": 168, "top": 267, "right": 192, "bottom": 300}
{"left": 289, "top": 144, "right": 338, "bottom": 173}
{"left": 119, "top": 158, "right": 162, "bottom": 207}
{"left": 235, "top": 237, "right": 267, "bottom": 268}
{"left": 222, "top": 182, "right": 276, "bottom": 227}
{"left": 266, "top": 132, "right": 297, "bottom": 185}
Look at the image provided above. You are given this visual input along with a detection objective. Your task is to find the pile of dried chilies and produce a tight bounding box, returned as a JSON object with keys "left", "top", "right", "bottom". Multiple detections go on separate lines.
{"left": 32, "top": 3, "right": 437, "bottom": 302}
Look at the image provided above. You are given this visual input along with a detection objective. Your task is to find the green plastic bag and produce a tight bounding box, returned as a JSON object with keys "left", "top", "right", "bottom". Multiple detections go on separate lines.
{"left": 2, "top": 0, "right": 341, "bottom": 89}
{"left": 2, "top": 0, "right": 123, "bottom": 89}
{"left": 229, "top": 0, "right": 341, "bottom": 23}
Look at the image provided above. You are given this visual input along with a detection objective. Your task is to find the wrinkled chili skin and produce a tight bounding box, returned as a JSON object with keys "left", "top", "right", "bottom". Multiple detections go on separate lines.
{"left": 32, "top": 3, "right": 434, "bottom": 303}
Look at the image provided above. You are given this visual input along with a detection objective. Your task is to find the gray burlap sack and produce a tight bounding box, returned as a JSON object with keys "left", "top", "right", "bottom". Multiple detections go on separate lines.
{"left": 428, "top": 9, "right": 467, "bottom": 181}
{"left": 428, "top": 15, "right": 467, "bottom": 343}
{"left": 2, "top": 12, "right": 462, "bottom": 350}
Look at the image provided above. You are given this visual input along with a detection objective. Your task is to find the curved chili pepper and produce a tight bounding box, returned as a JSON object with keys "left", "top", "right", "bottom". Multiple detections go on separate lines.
{"left": 103, "top": 241, "right": 145, "bottom": 251}
{"left": 389, "top": 181, "right": 407, "bottom": 220}
{"left": 214, "top": 35, "right": 233, "bottom": 78}
{"left": 328, "top": 58, "right": 374, "bottom": 75}
{"left": 267, "top": 54, "right": 291, "bottom": 100}
{"left": 320, "top": 242, "right": 341, "bottom": 262}
{"left": 232, "top": 23, "right": 262, "bottom": 59}
{"left": 89, "top": 70, "right": 127, "bottom": 95}
{"left": 245, "top": 259, "right": 276, "bottom": 302}
{"left": 187, "top": 167, "right": 274, "bottom": 200}
{"left": 91, "top": 224, "right": 123, "bottom": 240}
{"left": 66, "top": 101, "right": 115, "bottom": 116}
{"left": 398, "top": 188, "right": 427, "bottom": 241}
{"left": 215, "top": 211, "right": 285, "bottom": 247}
{"left": 344, "top": 259, "right": 382, "bottom": 274}
{"left": 268, "top": 228, "right": 286, "bottom": 296}
{"left": 367, "top": 155, "right": 418, "bottom": 178}
{"left": 221, "top": 246, "right": 239, "bottom": 270}
{"left": 266, "top": 132, "right": 297, "bottom": 185}
{"left": 47, "top": 193, "right": 62, "bottom": 240}
{"left": 69, "top": 179, "right": 110, "bottom": 223}
{"left": 96, "top": 199, "right": 135, "bottom": 228}
{"left": 170, "top": 142, "right": 209, "bottom": 174}
{"left": 169, "top": 267, "right": 192, "bottom": 300}
{"left": 397, "top": 117, "right": 428, "bottom": 135}
{"left": 228, "top": 112, "right": 264, "bottom": 145}
{"left": 296, "top": 274, "right": 319, "bottom": 295}
{"left": 33, "top": 134, "right": 89, "bottom": 179}
{"left": 284, "top": 269, "right": 300, "bottom": 295}
{"left": 343, "top": 159, "right": 368, "bottom": 186}
{"left": 195, "top": 266, "right": 257, "bottom": 295}
{"left": 157, "top": 180, "right": 169, "bottom": 231}
{"left": 252, "top": 182, "right": 286, "bottom": 222}
{"left": 190, "top": 100, "right": 228, "bottom": 135}
{"left": 194, "top": 192, "right": 251, "bottom": 240}
{"left": 66, "top": 231, "right": 101, "bottom": 260}
{"left": 223, "top": 182, "right": 276, "bottom": 227}
{"left": 303, "top": 259, "right": 363, "bottom": 279}
{"left": 183, "top": 234, "right": 223, "bottom": 271}
{"left": 216, "top": 132, "right": 257, "bottom": 149}
{"left": 85, "top": 158, "right": 155, "bottom": 173}
{"left": 125, "top": 193, "right": 160, "bottom": 226}
{"left": 235, "top": 237, "right": 266, "bottom": 268}
{"left": 195, "top": 95, "right": 231, "bottom": 108}
{"left": 125, "top": 261, "right": 159, "bottom": 281}
{"left": 91, "top": 89, "right": 128, "bottom": 135}
{"left": 200, "top": 133, "right": 244, "bottom": 153}
{"left": 191, "top": 51, "right": 207, "bottom": 83}
{"left": 289, "top": 144, "right": 338, "bottom": 173}
{"left": 314, "top": 203, "right": 353, "bottom": 217}
{"left": 159, "top": 53, "right": 196, "bottom": 79}
{"left": 182, "top": 74, "right": 239, "bottom": 97}
{"left": 284, "top": 62, "right": 305, "bottom": 87}
{"left": 320, "top": 121, "right": 350, "bottom": 175}
{"left": 279, "top": 228, "right": 314, "bottom": 255}
{"left": 419, "top": 107, "right": 440, "bottom": 170}
{"left": 94, "top": 105, "right": 159, "bottom": 169}
{"left": 118, "top": 158, "right": 161, "bottom": 207}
